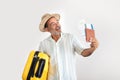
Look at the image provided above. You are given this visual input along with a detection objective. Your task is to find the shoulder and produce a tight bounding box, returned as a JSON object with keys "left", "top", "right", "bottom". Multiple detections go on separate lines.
{"left": 62, "top": 33, "right": 74, "bottom": 38}
{"left": 63, "top": 33, "right": 80, "bottom": 43}
{"left": 40, "top": 36, "right": 51, "bottom": 44}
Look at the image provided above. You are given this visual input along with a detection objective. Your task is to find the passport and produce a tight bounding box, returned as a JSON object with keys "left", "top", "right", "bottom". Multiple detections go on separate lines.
{"left": 85, "top": 24, "right": 95, "bottom": 42}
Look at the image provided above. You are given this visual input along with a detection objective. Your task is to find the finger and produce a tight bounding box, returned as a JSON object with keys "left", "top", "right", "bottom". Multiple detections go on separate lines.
{"left": 90, "top": 37, "right": 93, "bottom": 42}
{"left": 91, "top": 42, "right": 98, "bottom": 48}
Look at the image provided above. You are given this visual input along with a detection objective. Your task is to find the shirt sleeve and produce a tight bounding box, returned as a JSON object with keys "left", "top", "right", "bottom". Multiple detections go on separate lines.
{"left": 72, "top": 34, "right": 85, "bottom": 55}
{"left": 38, "top": 41, "right": 44, "bottom": 52}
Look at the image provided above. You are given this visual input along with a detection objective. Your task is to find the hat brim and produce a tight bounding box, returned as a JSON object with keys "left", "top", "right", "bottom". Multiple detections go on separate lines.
{"left": 39, "top": 14, "right": 60, "bottom": 32}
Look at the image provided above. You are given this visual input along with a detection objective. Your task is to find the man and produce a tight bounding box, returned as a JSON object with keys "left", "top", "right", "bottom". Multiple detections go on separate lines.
{"left": 39, "top": 13, "right": 99, "bottom": 80}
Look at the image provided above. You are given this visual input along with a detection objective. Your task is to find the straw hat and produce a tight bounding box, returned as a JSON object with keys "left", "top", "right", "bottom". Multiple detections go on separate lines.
{"left": 39, "top": 13, "right": 60, "bottom": 32}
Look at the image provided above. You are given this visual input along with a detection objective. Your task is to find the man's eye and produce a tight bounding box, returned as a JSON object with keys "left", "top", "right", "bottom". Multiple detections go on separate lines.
{"left": 50, "top": 23, "right": 56, "bottom": 26}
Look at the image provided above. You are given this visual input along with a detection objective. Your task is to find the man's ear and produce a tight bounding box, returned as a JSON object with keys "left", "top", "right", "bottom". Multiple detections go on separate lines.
{"left": 44, "top": 28, "right": 49, "bottom": 32}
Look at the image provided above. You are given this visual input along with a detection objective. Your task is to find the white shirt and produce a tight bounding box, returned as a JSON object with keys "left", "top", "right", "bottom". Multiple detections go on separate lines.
{"left": 39, "top": 33, "right": 84, "bottom": 80}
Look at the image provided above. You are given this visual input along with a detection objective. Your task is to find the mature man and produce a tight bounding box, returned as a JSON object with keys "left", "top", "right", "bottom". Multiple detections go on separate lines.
{"left": 39, "top": 13, "right": 98, "bottom": 80}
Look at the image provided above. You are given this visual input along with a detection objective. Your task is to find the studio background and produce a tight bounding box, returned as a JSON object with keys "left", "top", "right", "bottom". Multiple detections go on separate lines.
{"left": 0, "top": 0, "right": 120, "bottom": 80}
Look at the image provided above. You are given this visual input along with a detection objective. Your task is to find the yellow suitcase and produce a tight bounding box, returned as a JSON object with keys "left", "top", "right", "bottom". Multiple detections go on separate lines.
{"left": 22, "top": 51, "right": 49, "bottom": 80}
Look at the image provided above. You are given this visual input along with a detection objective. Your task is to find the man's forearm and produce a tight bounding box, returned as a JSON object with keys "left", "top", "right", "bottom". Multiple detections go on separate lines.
{"left": 81, "top": 47, "right": 96, "bottom": 57}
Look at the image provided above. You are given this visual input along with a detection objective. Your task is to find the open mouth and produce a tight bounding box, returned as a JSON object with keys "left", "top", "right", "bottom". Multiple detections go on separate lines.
{"left": 56, "top": 26, "right": 61, "bottom": 31}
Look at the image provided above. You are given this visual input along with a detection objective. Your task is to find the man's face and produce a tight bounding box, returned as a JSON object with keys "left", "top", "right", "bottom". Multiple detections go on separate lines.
{"left": 46, "top": 17, "right": 61, "bottom": 35}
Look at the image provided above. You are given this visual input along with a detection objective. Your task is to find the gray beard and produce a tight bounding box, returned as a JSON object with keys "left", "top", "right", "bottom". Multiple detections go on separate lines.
{"left": 51, "top": 31, "right": 61, "bottom": 36}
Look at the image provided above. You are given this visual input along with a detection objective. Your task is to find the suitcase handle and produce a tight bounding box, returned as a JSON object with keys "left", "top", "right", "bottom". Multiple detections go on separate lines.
{"left": 35, "top": 59, "right": 45, "bottom": 78}
{"left": 27, "top": 52, "right": 39, "bottom": 80}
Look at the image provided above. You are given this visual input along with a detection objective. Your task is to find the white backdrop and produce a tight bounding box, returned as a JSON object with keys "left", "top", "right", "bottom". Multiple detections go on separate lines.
{"left": 0, "top": 0, "right": 120, "bottom": 80}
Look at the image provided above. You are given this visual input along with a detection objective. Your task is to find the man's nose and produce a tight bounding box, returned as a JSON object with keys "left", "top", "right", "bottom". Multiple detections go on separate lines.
{"left": 56, "top": 23, "right": 60, "bottom": 27}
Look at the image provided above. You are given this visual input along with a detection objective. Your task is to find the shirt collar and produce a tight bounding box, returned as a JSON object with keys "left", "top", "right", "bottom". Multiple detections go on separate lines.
{"left": 48, "top": 32, "right": 64, "bottom": 43}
